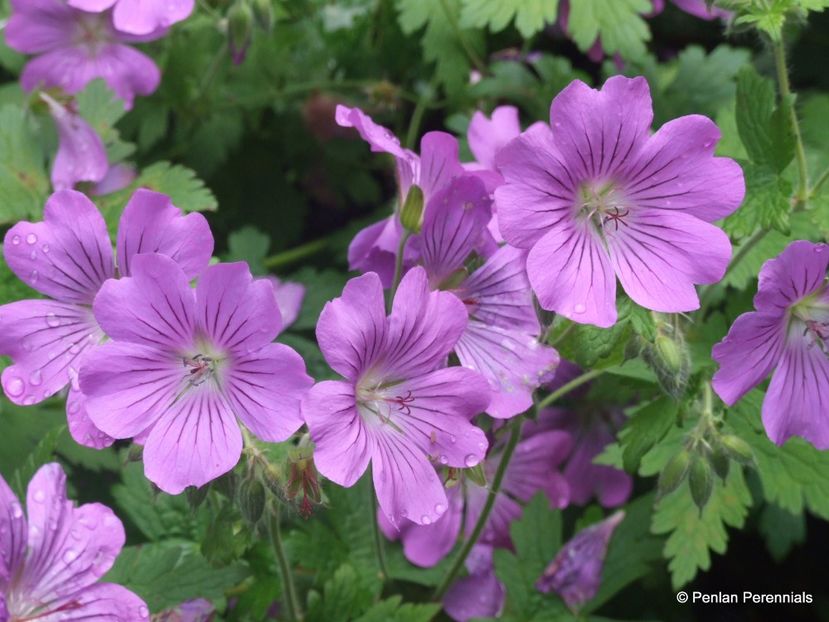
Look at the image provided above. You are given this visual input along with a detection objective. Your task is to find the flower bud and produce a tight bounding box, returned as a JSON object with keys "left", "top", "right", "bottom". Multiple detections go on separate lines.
{"left": 654, "top": 334, "right": 682, "bottom": 373}
{"left": 400, "top": 184, "right": 425, "bottom": 233}
{"left": 286, "top": 454, "right": 322, "bottom": 518}
{"left": 239, "top": 476, "right": 266, "bottom": 526}
{"left": 186, "top": 484, "right": 210, "bottom": 508}
{"left": 251, "top": 0, "right": 274, "bottom": 32}
{"left": 688, "top": 456, "right": 713, "bottom": 513}
{"left": 227, "top": 2, "right": 254, "bottom": 65}
{"left": 643, "top": 328, "right": 690, "bottom": 399}
{"left": 720, "top": 435, "right": 755, "bottom": 466}
{"left": 710, "top": 444, "right": 730, "bottom": 482}
{"left": 657, "top": 448, "right": 691, "bottom": 497}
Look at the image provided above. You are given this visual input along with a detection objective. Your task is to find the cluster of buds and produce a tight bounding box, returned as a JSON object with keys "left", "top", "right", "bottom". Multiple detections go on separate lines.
{"left": 658, "top": 388, "right": 754, "bottom": 513}
{"left": 226, "top": 0, "right": 279, "bottom": 64}
{"left": 641, "top": 313, "right": 691, "bottom": 399}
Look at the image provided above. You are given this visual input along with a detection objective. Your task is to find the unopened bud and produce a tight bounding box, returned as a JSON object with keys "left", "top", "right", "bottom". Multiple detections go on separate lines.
{"left": 643, "top": 329, "right": 690, "bottom": 399}
{"left": 126, "top": 443, "right": 143, "bottom": 463}
{"left": 654, "top": 334, "right": 682, "bottom": 373}
{"left": 286, "top": 456, "right": 322, "bottom": 518}
{"left": 228, "top": 2, "right": 254, "bottom": 65}
{"left": 400, "top": 184, "right": 424, "bottom": 233}
{"left": 689, "top": 456, "right": 713, "bottom": 513}
{"left": 239, "top": 476, "right": 266, "bottom": 526}
{"left": 710, "top": 444, "right": 730, "bottom": 481}
{"left": 658, "top": 449, "right": 691, "bottom": 497}
{"left": 186, "top": 484, "right": 210, "bottom": 508}
{"left": 720, "top": 435, "right": 754, "bottom": 466}
{"left": 251, "top": 0, "right": 274, "bottom": 31}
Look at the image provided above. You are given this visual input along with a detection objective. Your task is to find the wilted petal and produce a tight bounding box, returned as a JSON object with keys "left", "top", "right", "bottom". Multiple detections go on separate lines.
{"left": 116, "top": 189, "right": 213, "bottom": 279}
{"left": 536, "top": 511, "right": 625, "bottom": 610}
{"left": 3, "top": 190, "right": 113, "bottom": 304}
{"left": 42, "top": 94, "right": 108, "bottom": 191}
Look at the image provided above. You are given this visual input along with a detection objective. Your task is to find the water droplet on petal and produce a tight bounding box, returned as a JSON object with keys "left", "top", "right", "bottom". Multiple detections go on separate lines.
{"left": 63, "top": 549, "right": 78, "bottom": 563}
{"left": 439, "top": 454, "right": 448, "bottom": 464}
{"left": 464, "top": 454, "right": 480, "bottom": 467}
{"left": 139, "top": 606, "right": 149, "bottom": 619}
{"left": 33, "top": 489, "right": 46, "bottom": 503}
{"left": 11, "top": 235, "right": 20, "bottom": 245}
{"left": 573, "top": 303, "right": 586, "bottom": 314}
{"left": 421, "top": 515, "right": 432, "bottom": 525}
{"left": 41, "top": 244, "right": 49, "bottom": 253}
{"left": 29, "top": 370, "right": 42, "bottom": 386}
{"left": 26, "top": 233, "right": 37, "bottom": 245}
{"left": 449, "top": 435, "right": 457, "bottom": 444}
{"left": 435, "top": 503, "right": 446, "bottom": 515}
{"left": 30, "top": 269, "right": 39, "bottom": 283}
{"left": 23, "top": 395, "right": 36, "bottom": 405}
{"left": 815, "top": 245, "right": 825, "bottom": 254}
{"left": 11, "top": 503, "right": 23, "bottom": 519}
{"left": 5, "top": 377, "right": 24, "bottom": 397}
{"left": 46, "top": 313, "right": 60, "bottom": 328}
{"left": 29, "top": 250, "right": 36, "bottom": 260}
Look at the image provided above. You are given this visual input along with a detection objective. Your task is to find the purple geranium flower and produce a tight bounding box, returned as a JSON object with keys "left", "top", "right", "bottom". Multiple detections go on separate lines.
{"left": 416, "top": 176, "right": 559, "bottom": 418}
{"left": 79, "top": 254, "right": 313, "bottom": 494}
{"left": 443, "top": 545, "right": 505, "bottom": 622}
{"left": 536, "top": 511, "right": 625, "bottom": 611}
{"left": 712, "top": 241, "right": 829, "bottom": 449}
{"left": 336, "top": 105, "right": 492, "bottom": 285}
{"left": 495, "top": 75, "right": 745, "bottom": 327}
{"left": 5, "top": 0, "right": 163, "bottom": 109}
{"left": 534, "top": 408, "right": 632, "bottom": 508}
{"left": 67, "top": 0, "right": 194, "bottom": 36}
{"left": 378, "top": 425, "right": 572, "bottom": 566}
{"left": 0, "top": 189, "right": 212, "bottom": 450}
{"left": 41, "top": 93, "right": 108, "bottom": 191}
{"left": 302, "top": 267, "right": 490, "bottom": 526}
{"left": 0, "top": 463, "right": 147, "bottom": 621}
{"left": 267, "top": 277, "right": 305, "bottom": 330}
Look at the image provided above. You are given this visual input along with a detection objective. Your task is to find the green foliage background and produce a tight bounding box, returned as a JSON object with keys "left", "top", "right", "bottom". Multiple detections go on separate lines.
{"left": 1, "top": 0, "right": 829, "bottom": 620}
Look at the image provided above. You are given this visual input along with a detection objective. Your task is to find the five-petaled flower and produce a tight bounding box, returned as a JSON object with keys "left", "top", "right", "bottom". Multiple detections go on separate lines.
{"left": 495, "top": 75, "right": 745, "bottom": 327}
{"left": 79, "top": 254, "right": 313, "bottom": 494}
{"left": 0, "top": 463, "right": 148, "bottom": 621}
{"left": 713, "top": 240, "right": 829, "bottom": 449}
{"left": 5, "top": 0, "right": 164, "bottom": 109}
{"left": 0, "top": 189, "right": 213, "bottom": 450}
{"left": 303, "top": 267, "right": 491, "bottom": 526}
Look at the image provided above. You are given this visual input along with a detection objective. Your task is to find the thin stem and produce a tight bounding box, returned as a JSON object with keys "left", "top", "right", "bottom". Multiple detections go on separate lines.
{"left": 771, "top": 38, "right": 809, "bottom": 202}
{"left": 432, "top": 417, "right": 523, "bottom": 601}
{"left": 536, "top": 368, "right": 604, "bottom": 411}
{"left": 263, "top": 237, "right": 330, "bottom": 270}
{"left": 432, "top": 369, "right": 602, "bottom": 601}
{"left": 406, "top": 86, "right": 432, "bottom": 149}
{"left": 387, "top": 231, "right": 412, "bottom": 312}
{"left": 369, "top": 472, "right": 390, "bottom": 583}
{"left": 195, "top": 42, "right": 229, "bottom": 101}
{"left": 811, "top": 165, "right": 829, "bottom": 198}
{"left": 269, "top": 505, "right": 303, "bottom": 622}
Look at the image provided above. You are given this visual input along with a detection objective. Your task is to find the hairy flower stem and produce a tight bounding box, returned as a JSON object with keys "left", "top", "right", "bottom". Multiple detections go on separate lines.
{"left": 432, "top": 368, "right": 603, "bottom": 601}
{"left": 269, "top": 505, "right": 304, "bottom": 622}
{"left": 369, "top": 473, "right": 391, "bottom": 583}
{"left": 432, "top": 416, "right": 523, "bottom": 601}
{"left": 771, "top": 38, "right": 809, "bottom": 202}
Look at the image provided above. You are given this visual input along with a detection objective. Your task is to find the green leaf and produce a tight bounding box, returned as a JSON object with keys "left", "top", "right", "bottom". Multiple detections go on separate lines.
{"left": 651, "top": 466, "right": 752, "bottom": 588}
{"left": 9, "top": 425, "right": 63, "bottom": 500}
{"left": 735, "top": 66, "right": 795, "bottom": 173}
{"left": 95, "top": 161, "right": 217, "bottom": 231}
{"left": 552, "top": 319, "right": 631, "bottom": 370}
{"left": 104, "top": 542, "right": 248, "bottom": 613}
{"left": 722, "top": 161, "right": 792, "bottom": 239}
{"left": 287, "top": 267, "right": 348, "bottom": 331}
{"left": 75, "top": 80, "right": 133, "bottom": 162}
{"left": 619, "top": 398, "right": 679, "bottom": 473}
{"left": 733, "top": 0, "right": 794, "bottom": 41}
{"left": 0, "top": 104, "right": 50, "bottom": 225}
{"left": 396, "top": 0, "right": 484, "bottom": 94}
{"left": 306, "top": 564, "right": 375, "bottom": 622}
{"left": 227, "top": 226, "right": 271, "bottom": 274}
{"left": 568, "top": 0, "right": 652, "bottom": 60}
{"left": 727, "top": 391, "right": 829, "bottom": 519}
{"left": 112, "top": 461, "right": 206, "bottom": 542}
{"left": 757, "top": 504, "right": 806, "bottom": 561}
{"left": 459, "top": 0, "right": 559, "bottom": 38}
{"left": 353, "top": 596, "right": 441, "bottom": 622}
